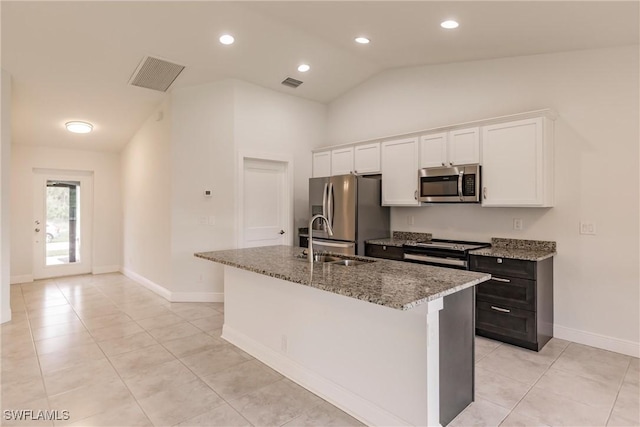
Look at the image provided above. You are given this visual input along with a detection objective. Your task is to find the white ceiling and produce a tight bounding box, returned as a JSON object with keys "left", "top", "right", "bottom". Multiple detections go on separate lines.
{"left": 2, "top": 1, "right": 638, "bottom": 152}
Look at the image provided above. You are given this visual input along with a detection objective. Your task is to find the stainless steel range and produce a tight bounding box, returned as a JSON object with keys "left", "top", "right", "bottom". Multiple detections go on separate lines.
{"left": 403, "top": 239, "right": 490, "bottom": 269}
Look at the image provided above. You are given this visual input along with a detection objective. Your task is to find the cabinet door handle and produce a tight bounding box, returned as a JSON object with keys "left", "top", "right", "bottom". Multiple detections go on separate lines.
{"left": 483, "top": 187, "right": 487, "bottom": 200}
{"left": 492, "top": 277, "right": 511, "bottom": 283}
{"left": 491, "top": 306, "right": 511, "bottom": 313}
{"left": 449, "top": 162, "right": 453, "bottom": 166}
{"left": 414, "top": 190, "right": 418, "bottom": 200}
{"left": 441, "top": 162, "right": 445, "bottom": 166}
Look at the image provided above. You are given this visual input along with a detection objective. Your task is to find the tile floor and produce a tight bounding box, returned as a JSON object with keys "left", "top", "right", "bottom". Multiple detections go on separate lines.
{"left": 1, "top": 273, "right": 638, "bottom": 427}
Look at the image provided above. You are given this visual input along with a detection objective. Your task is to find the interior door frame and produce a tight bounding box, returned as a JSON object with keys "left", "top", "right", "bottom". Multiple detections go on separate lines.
{"left": 236, "top": 151, "right": 294, "bottom": 249}
{"left": 32, "top": 168, "right": 94, "bottom": 280}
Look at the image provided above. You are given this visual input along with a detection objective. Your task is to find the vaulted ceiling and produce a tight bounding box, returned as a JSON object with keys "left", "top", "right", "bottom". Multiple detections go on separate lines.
{"left": 2, "top": 1, "right": 638, "bottom": 152}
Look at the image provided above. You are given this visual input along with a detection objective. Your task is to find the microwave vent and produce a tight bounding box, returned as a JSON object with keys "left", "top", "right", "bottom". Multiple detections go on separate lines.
{"left": 281, "top": 77, "right": 303, "bottom": 88}
{"left": 129, "top": 56, "right": 185, "bottom": 92}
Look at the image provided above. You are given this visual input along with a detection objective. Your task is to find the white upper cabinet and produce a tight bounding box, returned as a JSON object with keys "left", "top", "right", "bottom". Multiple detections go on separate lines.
{"left": 419, "top": 127, "right": 480, "bottom": 168}
{"left": 481, "top": 117, "right": 554, "bottom": 207}
{"left": 449, "top": 127, "right": 480, "bottom": 165}
{"left": 354, "top": 142, "right": 381, "bottom": 174}
{"left": 419, "top": 132, "right": 448, "bottom": 168}
{"left": 381, "top": 137, "right": 420, "bottom": 206}
{"left": 312, "top": 151, "right": 331, "bottom": 178}
{"left": 331, "top": 147, "right": 354, "bottom": 176}
{"left": 313, "top": 142, "right": 381, "bottom": 177}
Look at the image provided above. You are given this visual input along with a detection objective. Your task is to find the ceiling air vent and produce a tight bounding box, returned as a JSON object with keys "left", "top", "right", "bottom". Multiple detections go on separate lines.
{"left": 129, "top": 56, "right": 185, "bottom": 92}
{"left": 281, "top": 77, "right": 303, "bottom": 88}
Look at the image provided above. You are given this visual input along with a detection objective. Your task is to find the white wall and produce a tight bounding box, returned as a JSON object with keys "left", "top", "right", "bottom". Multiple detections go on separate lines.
{"left": 121, "top": 78, "right": 325, "bottom": 299}
{"left": 233, "top": 79, "right": 326, "bottom": 231}
{"left": 1, "top": 70, "right": 12, "bottom": 323}
{"left": 10, "top": 146, "right": 122, "bottom": 281}
{"left": 121, "top": 100, "right": 172, "bottom": 291}
{"left": 326, "top": 46, "right": 639, "bottom": 355}
{"left": 169, "top": 80, "right": 235, "bottom": 298}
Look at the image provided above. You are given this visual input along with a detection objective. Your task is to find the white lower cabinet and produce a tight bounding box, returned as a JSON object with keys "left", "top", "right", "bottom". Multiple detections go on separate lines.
{"left": 481, "top": 117, "right": 554, "bottom": 207}
{"left": 381, "top": 137, "right": 420, "bottom": 206}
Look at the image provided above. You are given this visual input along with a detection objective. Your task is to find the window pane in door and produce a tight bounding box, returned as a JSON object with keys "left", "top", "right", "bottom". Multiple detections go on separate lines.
{"left": 45, "top": 181, "right": 81, "bottom": 265}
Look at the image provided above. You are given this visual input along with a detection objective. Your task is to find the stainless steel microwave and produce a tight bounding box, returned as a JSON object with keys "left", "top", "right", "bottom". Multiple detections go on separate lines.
{"left": 418, "top": 164, "right": 481, "bottom": 203}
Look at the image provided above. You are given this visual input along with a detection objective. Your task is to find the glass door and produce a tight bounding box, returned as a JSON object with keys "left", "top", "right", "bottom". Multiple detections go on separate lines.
{"left": 33, "top": 172, "right": 92, "bottom": 279}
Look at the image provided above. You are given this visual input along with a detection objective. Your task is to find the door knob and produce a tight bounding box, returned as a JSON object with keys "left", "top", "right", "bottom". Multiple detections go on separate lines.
{"left": 35, "top": 228, "right": 40, "bottom": 232}
{"left": 279, "top": 230, "right": 285, "bottom": 235}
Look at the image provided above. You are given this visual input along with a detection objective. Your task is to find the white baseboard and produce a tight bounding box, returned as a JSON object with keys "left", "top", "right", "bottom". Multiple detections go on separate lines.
{"left": 121, "top": 268, "right": 223, "bottom": 303}
{"left": 92, "top": 265, "right": 121, "bottom": 275}
{"left": 222, "top": 325, "right": 409, "bottom": 427}
{"left": 10, "top": 274, "right": 33, "bottom": 285}
{"left": 121, "top": 268, "right": 172, "bottom": 301}
{"left": 554, "top": 324, "right": 640, "bottom": 358}
{"left": 171, "top": 292, "right": 224, "bottom": 302}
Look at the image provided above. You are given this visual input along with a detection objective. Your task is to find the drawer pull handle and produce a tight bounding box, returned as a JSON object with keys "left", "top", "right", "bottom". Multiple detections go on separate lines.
{"left": 491, "top": 306, "right": 511, "bottom": 313}
{"left": 492, "top": 277, "right": 511, "bottom": 283}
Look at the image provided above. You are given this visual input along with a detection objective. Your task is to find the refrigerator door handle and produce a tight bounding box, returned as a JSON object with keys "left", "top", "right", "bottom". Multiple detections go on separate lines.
{"left": 328, "top": 182, "right": 334, "bottom": 227}
{"left": 322, "top": 183, "right": 328, "bottom": 219}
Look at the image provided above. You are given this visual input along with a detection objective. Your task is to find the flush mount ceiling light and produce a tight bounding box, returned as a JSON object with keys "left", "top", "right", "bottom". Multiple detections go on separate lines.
{"left": 219, "top": 34, "right": 235, "bottom": 45}
{"left": 354, "top": 37, "right": 370, "bottom": 44}
{"left": 297, "top": 64, "right": 310, "bottom": 72}
{"left": 440, "top": 20, "right": 459, "bottom": 29}
{"left": 65, "top": 121, "right": 93, "bottom": 134}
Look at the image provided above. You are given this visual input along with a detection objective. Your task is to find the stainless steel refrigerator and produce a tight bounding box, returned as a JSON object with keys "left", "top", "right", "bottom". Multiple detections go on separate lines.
{"left": 309, "top": 174, "right": 390, "bottom": 255}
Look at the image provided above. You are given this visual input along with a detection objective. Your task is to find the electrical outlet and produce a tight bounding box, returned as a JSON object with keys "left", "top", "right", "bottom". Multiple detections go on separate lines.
{"left": 513, "top": 218, "right": 523, "bottom": 230}
{"left": 580, "top": 221, "right": 596, "bottom": 235}
{"left": 407, "top": 215, "right": 414, "bottom": 226}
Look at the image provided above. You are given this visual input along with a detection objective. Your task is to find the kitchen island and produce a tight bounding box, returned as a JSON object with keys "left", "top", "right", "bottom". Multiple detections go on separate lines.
{"left": 195, "top": 246, "right": 490, "bottom": 426}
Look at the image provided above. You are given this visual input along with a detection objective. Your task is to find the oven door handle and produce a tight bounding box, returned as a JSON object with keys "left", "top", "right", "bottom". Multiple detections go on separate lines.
{"left": 403, "top": 253, "right": 467, "bottom": 268}
{"left": 458, "top": 171, "right": 464, "bottom": 201}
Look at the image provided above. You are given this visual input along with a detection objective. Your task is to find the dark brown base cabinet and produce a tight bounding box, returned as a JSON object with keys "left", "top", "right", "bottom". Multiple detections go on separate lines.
{"left": 364, "top": 243, "right": 404, "bottom": 260}
{"left": 470, "top": 255, "right": 553, "bottom": 351}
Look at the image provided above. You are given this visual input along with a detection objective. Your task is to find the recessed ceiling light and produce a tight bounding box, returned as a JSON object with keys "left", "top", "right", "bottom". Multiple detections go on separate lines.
{"left": 65, "top": 121, "right": 93, "bottom": 134}
{"left": 297, "top": 64, "right": 310, "bottom": 72}
{"left": 440, "top": 20, "right": 459, "bottom": 29}
{"left": 219, "top": 34, "right": 235, "bottom": 45}
{"left": 355, "top": 37, "right": 370, "bottom": 44}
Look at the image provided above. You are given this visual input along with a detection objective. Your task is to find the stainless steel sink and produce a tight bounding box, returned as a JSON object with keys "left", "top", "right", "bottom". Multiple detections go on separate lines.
{"left": 295, "top": 253, "right": 374, "bottom": 266}
{"left": 329, "top": 259, "right": 369, "bottom": 267}
{"left": 313, "top": 255, "right": 343, "bottom": 263}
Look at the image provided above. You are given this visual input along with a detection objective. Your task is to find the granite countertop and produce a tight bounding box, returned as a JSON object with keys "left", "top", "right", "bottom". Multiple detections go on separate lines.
{"left": 469, "top": 238, "right": 557, "bottom": 261}
{"left": 195, "top": 245, "right": 489, "bottom": 311}
{"left": 366, "top": 231, "right": 433, "bottom": 247}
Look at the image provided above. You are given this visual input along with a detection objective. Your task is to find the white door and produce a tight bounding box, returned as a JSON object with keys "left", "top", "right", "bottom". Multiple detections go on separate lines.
{"left": 241, "top": 158, "right": 290, "bottom": 248}
{"left": 33, "top": 171, "right": 93, "bottom": 279}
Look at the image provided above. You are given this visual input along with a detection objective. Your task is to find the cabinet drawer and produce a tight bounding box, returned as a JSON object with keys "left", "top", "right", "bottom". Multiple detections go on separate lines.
{"left": 470, "top": 255, "right": 536, "bottom": 280}
{"left": 476, "top": 301, "right": 536, "bottom": 344}
{"left": 476, "top": 276, "right": 535, "bottom": 311}
{"left": 365, "top": 244, "right": 404, "bottom": 261}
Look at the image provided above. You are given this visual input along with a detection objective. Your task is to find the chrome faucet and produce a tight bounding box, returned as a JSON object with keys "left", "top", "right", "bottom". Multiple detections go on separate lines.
{"left": 308, "top": 214, "right": 333, "bottom": 264}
